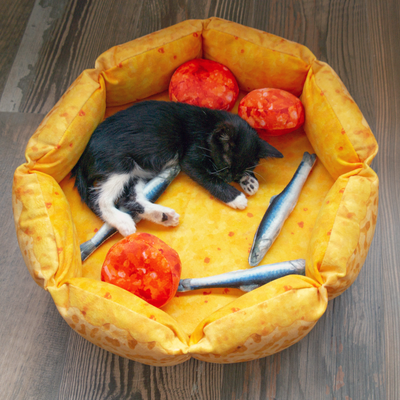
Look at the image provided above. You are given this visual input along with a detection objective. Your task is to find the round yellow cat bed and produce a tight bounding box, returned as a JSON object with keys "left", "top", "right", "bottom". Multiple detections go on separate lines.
{"left": 13, "top": 18, "right": 378, "bottom": 366}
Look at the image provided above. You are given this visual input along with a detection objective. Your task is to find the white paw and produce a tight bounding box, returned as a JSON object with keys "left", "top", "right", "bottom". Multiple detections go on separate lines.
{"left": 145, "top": 205, "right": 180, "bottom": 227}
{"left": 160, "top": 208, "right": 180, "bottom": 227}
{"left": 116, "top": 218, "right": 137, "bottom": 237}
{"left": 240, "top": 175, "right": 259, "bottom": 196}
{"left": 227, "top": 193, "right": 248, "bottom": 210}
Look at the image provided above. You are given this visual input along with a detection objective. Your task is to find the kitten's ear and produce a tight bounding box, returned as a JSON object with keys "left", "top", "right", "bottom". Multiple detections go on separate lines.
{"left": 258, "top": 139, "right": 284, "bottom": 159}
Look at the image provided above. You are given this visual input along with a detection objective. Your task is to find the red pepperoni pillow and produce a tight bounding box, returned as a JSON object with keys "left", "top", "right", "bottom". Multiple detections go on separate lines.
{"left": 169, "top": 59, "right": 239, "bottom": 111}
{"left": 238, "top": 88, "right": 305, "bottom": 137}
{"left": 101, "top": 233, "right": 182, "bottom": 308}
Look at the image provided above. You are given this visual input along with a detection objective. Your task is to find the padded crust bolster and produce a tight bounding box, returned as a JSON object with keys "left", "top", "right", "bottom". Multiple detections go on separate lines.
{"left": 311, "top": 61, "right": 378, "bottom": 166}
{"left": 13, "top": 171, "right": 81, "bottom": 289}
{"left": 203, "top": 18, "right": 316, "bottom": 97}
{"left": 307, "top": 167, "right": 379, "bottom": 300}
{"left": 49, "top": 279, "right": 190, "bottom": 367}
{"left": 95, "top": 20, "right": 204, "bottom": 107}
{"left": 13, "top": 69, "right": 105, "bottom": 289}
{"left": 302, "top": 62, "right": 378, "bottom": 180}
{"left": 27, "top": 70, "right": 106, "bottom": 183}
{"left": 189, "top": 276, "right": 327, "bottom": 363}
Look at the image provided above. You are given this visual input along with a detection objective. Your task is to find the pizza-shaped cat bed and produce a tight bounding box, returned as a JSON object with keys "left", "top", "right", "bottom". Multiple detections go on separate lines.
{"left": 13, "top": 18, "right": 378, "bottom": 366}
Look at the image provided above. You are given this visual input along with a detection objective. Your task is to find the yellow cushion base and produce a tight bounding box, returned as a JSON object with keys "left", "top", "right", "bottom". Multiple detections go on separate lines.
{"left": 13, "top": 18, "right": 378, "bottom": 366}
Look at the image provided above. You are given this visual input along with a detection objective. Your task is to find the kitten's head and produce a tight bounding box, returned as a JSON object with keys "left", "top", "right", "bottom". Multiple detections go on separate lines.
{"left": 207, "top": 116, "right": 283, "bottom": 183}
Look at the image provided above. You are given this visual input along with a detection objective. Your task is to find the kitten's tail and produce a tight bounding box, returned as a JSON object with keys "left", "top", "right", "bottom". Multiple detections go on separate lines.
{"left": 71, "top": 163, "right": 90, "bottom": 204}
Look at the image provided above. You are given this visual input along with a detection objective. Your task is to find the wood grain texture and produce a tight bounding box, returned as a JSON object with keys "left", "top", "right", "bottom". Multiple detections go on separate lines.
{"left": 0, "top": 112, "right": 72, "bottom": 400}
{"left": 0, "top": 0, "right": 36, "bottom": 98}
{"left": 367, "top": 0, "right": 400, "bottom": 399}
{"left": 0, "top": 0, "right": 398, "bottom": 399}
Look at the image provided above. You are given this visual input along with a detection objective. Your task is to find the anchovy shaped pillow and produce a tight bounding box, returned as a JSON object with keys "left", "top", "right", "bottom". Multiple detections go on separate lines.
{"left": 249, "top": 152, "right": 317, "bottom": 267}
{"left": 178, "top": 259, "right": 305, "bottom": 292}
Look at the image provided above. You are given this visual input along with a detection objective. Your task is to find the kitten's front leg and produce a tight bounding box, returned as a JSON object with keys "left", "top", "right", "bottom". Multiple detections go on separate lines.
{"left": 182, "top": 165, "right": 248, "bottom": 210}
{"left": 239, "top": 171, "right": 259, "bottom": 196}
{"left": 206, "top": 180, "right": 248, "bottom": 210}
{"left": 226, "top": 190, "right": 248, "bottom": 210}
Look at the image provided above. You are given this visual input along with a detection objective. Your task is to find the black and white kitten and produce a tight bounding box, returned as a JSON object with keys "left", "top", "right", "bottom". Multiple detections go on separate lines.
{"left": 71, "top": 100, "right": 283, "bottom": 236}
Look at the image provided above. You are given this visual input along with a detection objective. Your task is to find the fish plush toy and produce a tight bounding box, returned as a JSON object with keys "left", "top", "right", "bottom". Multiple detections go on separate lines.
{"left": 249, "top": 152, "right": 317, "bottom": 266}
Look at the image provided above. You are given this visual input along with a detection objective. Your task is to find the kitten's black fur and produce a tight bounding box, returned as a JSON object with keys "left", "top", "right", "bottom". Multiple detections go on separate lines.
{"left": 71, "top": 100, "right": 283, "bottom": 236}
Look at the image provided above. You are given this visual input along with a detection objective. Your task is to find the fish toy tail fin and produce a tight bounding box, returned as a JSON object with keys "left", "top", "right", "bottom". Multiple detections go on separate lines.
{"left": 80, "top": 240, "right": 97, "bottom": 262}
{"left": 177, "top": 279, "right": 192, "bottom": 292}
{"left": 303, "top": 152, "right": 317, "bottom": 166}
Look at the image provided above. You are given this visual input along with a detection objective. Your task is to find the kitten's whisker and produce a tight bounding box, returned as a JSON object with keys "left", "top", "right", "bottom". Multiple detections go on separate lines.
{"left": 246, "top": 163, "right": 260, "bottom": 170}
{"left": 196, "top": 146, "right": 213, "bottom": 160}
{"left": 210, "top": 161, "right": 219, "bottom": 170}
{"left": 210, "top": 166, "right": 229, "bottom": 175}
{"left": 197, "top": 146, "right": 212, "bottom": 153}
{"left": 251, "top": 170, "right": 266, "bottom": 182}
{"left": 246, "top": 161, "right": 267, "bottom": 170}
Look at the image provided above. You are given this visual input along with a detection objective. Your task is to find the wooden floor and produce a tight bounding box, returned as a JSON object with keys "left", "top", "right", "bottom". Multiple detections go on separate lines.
{"left": 1, "top": 0, "right": 399, "bottom": 399}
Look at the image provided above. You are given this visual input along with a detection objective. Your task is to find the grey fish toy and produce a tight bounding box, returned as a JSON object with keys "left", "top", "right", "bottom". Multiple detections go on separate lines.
{"left": 249, "top": 152, "right": 317, "bottom": 267}
{"left": 80, "top": 165, "right": 181, "bottom": 261}
{"left": 177, "top": 259, "right": 305, "bottom": 292}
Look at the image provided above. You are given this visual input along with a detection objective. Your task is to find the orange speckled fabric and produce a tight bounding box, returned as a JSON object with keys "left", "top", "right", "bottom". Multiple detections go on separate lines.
{"left": 13, "top": 17, "right": 378, "bottom": 366}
